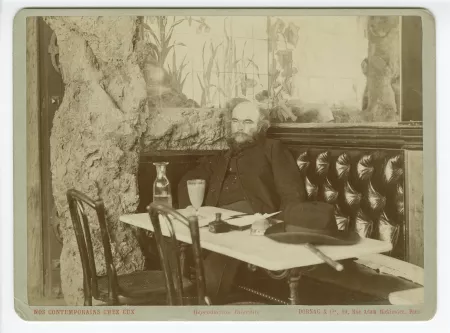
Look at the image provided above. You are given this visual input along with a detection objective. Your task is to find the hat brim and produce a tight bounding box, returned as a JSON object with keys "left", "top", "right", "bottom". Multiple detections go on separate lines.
{"left": 264, "top": 223, "right": 361, "bottom": 246}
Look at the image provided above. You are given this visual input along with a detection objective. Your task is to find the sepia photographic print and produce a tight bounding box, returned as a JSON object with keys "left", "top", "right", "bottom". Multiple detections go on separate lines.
{"left": 14, "top": 7, "right": 436, "bottom": 321}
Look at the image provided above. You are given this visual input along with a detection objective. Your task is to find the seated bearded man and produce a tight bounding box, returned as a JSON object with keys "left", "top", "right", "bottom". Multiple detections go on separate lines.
{"left": 177, "top": 99, "right": 306, "bottom": 303}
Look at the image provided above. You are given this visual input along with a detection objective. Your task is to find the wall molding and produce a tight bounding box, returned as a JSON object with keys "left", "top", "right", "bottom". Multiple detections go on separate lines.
{"left": 267, "top": 122, "right": 423, "bottom": 150}
{"left": 140, "top": 123, "right": 423, "bottom": 159}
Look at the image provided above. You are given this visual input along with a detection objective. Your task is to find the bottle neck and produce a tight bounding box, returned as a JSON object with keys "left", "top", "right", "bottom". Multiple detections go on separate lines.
{"left": 155, "top": 165, "right": 166, "bottom": 178}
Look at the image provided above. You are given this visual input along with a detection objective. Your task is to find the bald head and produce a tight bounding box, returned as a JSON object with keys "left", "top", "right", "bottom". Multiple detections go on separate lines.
{"left": 232, "top": 101, "right": 261, "bottom": 125}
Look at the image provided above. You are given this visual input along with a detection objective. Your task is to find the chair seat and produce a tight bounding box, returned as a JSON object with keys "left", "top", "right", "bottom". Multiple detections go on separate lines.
{"left": 97, "top": 270, "right": 193, "bottom": 304}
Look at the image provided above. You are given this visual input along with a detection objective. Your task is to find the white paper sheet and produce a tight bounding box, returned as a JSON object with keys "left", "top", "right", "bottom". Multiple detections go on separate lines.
{"left": 159, "top": 207, "right": 281, "bottom": 230}
{"left": 226, "top": 211, "right": 281, "bottom": 227}
{"left": 176, "top": 206, "right": 236, "bottom": 227}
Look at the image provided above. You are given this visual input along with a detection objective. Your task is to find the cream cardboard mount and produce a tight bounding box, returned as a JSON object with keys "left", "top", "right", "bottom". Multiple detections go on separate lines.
{"left": 14, "top": 7, "right": 436, "bottom": 321}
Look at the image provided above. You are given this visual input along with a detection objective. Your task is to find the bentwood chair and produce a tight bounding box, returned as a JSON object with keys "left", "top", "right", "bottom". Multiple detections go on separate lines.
{"left": 66, "top": 189, "right": 193, "bottom": 306}
{"left": 148, "top": 202, "right": 267, "bottom": 305}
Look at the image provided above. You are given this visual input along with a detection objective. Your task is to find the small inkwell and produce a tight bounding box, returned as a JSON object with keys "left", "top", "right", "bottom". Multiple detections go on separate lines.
{"left": 208, "top": 213, "right": 231, "bottom": 233}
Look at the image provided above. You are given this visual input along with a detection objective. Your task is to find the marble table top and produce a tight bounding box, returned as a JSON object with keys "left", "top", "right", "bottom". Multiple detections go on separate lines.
{"left": 120, "top": 206, "right": 392, "bottom": 271}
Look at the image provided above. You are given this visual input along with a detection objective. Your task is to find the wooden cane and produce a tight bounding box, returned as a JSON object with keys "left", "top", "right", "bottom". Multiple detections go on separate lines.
{"left": 305, "top": 243, "right": 344, "bottom": 272}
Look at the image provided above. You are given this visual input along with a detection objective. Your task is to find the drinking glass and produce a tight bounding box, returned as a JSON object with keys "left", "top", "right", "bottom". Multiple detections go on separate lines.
{"left": 187, "top": 179, "right": 206, "bottom": 217}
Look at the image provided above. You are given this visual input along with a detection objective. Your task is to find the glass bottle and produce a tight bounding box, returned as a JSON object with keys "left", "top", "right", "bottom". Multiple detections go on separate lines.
{"left": 152, "top": 162, "right": 172, "bottom": 207}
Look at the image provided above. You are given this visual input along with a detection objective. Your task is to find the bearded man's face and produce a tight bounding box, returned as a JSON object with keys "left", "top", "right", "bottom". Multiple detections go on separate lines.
{"left": 227, "top": 102, "right": 263, "bottom": 151}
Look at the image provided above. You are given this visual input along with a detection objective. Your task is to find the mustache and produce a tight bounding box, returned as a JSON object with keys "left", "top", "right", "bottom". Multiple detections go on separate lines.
{"left": 226, "top": 130, "right": 262, "bottom": 151}
{"left": 232, "top": 131, "right": 251, "bottom": 137}
{"left": 227, "top": 131, "right": 253, "bottom": 142}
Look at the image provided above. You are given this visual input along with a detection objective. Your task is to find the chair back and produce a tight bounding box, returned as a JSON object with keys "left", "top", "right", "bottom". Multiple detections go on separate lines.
{"left": 66, "top": 189, "right": 118, "bottom": 305}
{"left": 148, "top": 203, "right": 208, "bottom": 305}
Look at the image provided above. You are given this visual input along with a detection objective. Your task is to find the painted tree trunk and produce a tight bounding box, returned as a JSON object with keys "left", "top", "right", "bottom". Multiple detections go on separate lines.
{"left": 364, "top": 16, "right": 401, "bottom": 122}
{"left": 44, "top": 16, "right": 150, "bottom": 305}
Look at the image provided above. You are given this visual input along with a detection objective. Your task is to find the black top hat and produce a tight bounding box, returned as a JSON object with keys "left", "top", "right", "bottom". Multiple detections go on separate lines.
{"left": 265, "top": 202, "right": 361, "bottom": 245}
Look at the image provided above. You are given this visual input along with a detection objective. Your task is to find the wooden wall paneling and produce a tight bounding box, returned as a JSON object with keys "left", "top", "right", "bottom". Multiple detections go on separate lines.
{"left": 401, "top": 16, "right": 423, "bottom": 122}
{"left": 38, "top": 18, "right": 64, "bottom": 298}
{"left": 404, "top": 150, "right": 424, "bottom": 268}
{"left": 27, "top": 16, "right": 43, "bottom": 304}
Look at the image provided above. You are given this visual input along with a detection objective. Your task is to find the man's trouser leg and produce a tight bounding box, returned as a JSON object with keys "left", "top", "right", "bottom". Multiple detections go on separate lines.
{"left": 203, "top": 252, "right": 242, "bottom": 304}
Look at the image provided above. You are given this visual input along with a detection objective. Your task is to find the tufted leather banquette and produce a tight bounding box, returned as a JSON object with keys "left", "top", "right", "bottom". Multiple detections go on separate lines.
{"left": 286, "top": 146, "right": 405, "bottom": 260}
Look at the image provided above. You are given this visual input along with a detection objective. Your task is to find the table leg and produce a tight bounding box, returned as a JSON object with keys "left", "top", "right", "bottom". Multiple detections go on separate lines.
{"left": 288, "top": 268, "right": 302, "bottom": 305}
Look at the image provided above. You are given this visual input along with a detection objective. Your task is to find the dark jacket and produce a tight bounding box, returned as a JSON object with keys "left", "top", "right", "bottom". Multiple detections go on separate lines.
{"left": 177, "top": 138, "right": 306, "bottom": 218}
